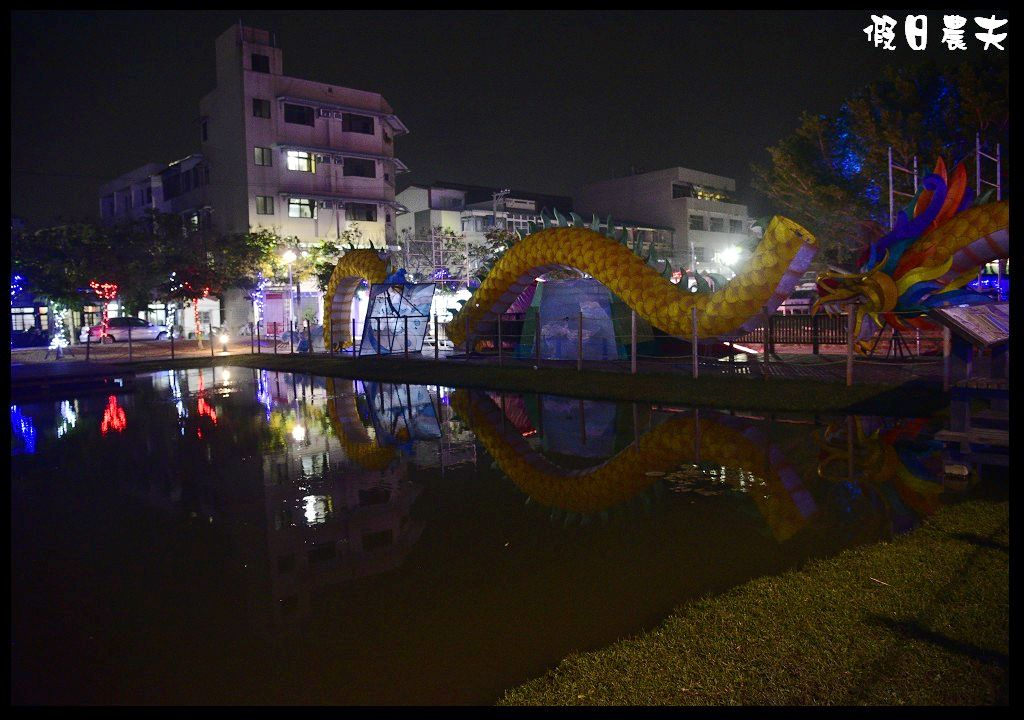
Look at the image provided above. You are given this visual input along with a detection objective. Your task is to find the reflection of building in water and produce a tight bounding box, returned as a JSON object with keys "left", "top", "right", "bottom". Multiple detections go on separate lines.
{"left": 98, "top": 369, "right": 438, "bottom": 630}
{"left": 257, "top": 376, "right": 441, "bottom": 627}
{"left": 262, "top": 458, "right": 423, "bottom": 626}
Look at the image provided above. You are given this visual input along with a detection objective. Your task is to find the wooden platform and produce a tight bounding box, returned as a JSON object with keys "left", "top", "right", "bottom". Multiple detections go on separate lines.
{"left": 935, "top": 427, "right": 1010, "bottom": 447}
{"left": 954, "top": 377, "right": 1009, "bottom": 391}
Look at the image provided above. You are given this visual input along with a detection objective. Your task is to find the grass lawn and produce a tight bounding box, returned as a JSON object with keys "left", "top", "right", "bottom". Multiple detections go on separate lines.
{"left": 499, "top": 499, "right": 1009, "bottom": 706}
{"left": 110, "top": 353, "right": 948, "bottom": 416}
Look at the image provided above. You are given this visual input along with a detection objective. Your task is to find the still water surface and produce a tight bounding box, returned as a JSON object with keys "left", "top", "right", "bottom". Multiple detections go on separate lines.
{"left": 10, "top": 367, "right": 998, "bottom": 704}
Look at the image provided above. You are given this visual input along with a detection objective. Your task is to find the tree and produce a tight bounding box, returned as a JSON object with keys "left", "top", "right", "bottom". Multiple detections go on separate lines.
{"left": 752, "top": 56, "right": 1008, "bottom": 268}
{"left": 397, "top": 225, "right": 490, "bottom": 288}
{"left": 160, "top": 223, "right": 279, "bottom": 337}
{"left": 11, "top": 223, "right": 109, "bottom": 310}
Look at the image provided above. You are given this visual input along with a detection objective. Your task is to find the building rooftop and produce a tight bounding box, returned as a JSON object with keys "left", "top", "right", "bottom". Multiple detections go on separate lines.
{"left": 404, "top": 180, "right": 573, "bottom": 210}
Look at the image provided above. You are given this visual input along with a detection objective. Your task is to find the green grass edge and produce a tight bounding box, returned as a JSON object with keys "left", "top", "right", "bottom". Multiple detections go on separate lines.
{"left": 92, "top": 353, "right": 947, "bottom": 416}
{"left": 497, "top": 499, "right": 1009, "bottom": 706}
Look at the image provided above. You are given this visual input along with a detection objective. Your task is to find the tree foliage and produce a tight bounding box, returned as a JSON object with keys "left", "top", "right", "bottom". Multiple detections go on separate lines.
{"left": 11, "top": 212, "right": 280, "bottom": 311}
{"left": 752, "top": 56, "right": 1008, "bottom": 268}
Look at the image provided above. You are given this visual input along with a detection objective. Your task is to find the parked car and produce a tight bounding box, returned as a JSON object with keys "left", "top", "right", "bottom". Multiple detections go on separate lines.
{"left": 777, "top": 284, "right": 818, "bottom": 316}
{"left": 79, "top": 316, "right": 171, "bottom": 343}
{"left": 11, "top": 328, "right": 52, "bottom": 348}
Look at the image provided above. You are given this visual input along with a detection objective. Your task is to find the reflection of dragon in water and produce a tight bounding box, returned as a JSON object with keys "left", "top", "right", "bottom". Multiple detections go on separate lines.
{"left": 815, "top": 416, "right": 961, "bottom": 536}
{"left": 815, "top": 159, "right": 1009, "bottom": 345}
{"left": 450, "top": 389, "right": 817, "bottom": 541}
{"left": 325, "top": 377, "right": 398, "bottom": 471}
{"left": 445, "top": 213, "right": 818, "bottom": 348}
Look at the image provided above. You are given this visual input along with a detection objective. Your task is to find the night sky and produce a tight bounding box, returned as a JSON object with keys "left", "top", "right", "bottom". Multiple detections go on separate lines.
{"left": 11, "top": 10, "right": 999, "bottom": 228}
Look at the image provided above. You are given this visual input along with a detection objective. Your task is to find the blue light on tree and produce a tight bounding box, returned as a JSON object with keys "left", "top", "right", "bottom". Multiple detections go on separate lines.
{"left": 11, "top": 274, "right": 25, "bottom": 301}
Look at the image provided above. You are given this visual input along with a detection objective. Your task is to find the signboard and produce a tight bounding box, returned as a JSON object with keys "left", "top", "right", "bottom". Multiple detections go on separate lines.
{"left": 504, "top": 198, "right": 536, "bottom": 211}
{"left": 930, "top": 302, "right": 1009, "bottom": 348}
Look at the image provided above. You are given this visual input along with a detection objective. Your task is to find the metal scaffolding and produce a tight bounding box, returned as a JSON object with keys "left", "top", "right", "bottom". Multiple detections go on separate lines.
{"left": 976, "top": 132, "right": 1006, "bottom": 299}
{"left": 887, "top": 147, "right": 918, "bottom": 230}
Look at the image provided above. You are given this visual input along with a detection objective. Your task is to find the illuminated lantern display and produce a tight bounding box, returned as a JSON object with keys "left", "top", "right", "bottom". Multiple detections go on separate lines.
{"left": 815, "top": 159, "right": 1009, "bottom": 345}
{"left": 444, "top": 215, "right": 818, "bottom": 348}
{"left": 322, "top": 250, "right": 389, "bottom": 352}
{"left": 89, "top": 281, "right": 119, "bottom": 338}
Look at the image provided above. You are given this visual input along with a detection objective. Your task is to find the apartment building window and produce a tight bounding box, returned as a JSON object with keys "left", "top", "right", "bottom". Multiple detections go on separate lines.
{"left": 145, "top": 187, "right": 152, "bottom": 204}
{"left": 342, "top": 157, "right": 375, "bottom": 178}
{"left": 191, "top": 166, "right": 200, "bottom": 188}
{"left": 342, "top": 113, "right": 374, "bottom": 134}
{"left": 256, "top": 196, "right": 274, "bottom": 215}
{"left": 252, "top": 98, "right": 271, "bottom": 118}
{"left": 345, "top": 203, "right": 377, "bottom": 222}
{"left": 251, "top": 53, "right": 270, "bottom": 73}
{"left": 288, "top": 198, "right": 316, "bottom": 219}
{"left": 254, "top": 147, "right": 273, "bottom": 166}
{"left": 693, "top": 246, "right": 705, "bottom": 262}
{"left": 284, "top": 103, "right": 315, "bottom": 126}
{"left": 201, "top": 119, "right": 208, "bottom": 142}
{"left": 286, "top": 151, "right": 315, "bottom": 173}
{"left": 689, "top": 214, "right": 705, "bottom": 231}
{"left": 11, "top": 308, "right": 37, "bottom": 332}
{"left": 672, "top": 182, "right": 696, "bottom": 199}
{"left": 709, "top": 217, "right": 725, "bottom": 232}
{"left": 730, "top": 219, "right": 744, "bottom": 233}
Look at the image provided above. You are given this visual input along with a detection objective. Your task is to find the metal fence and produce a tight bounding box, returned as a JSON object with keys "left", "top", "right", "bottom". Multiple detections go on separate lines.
{"left": 736, "top": 313, "right": 849, "bottom": 350}
{"left": 15, "top": 308, "right": 954, "bottom": 387}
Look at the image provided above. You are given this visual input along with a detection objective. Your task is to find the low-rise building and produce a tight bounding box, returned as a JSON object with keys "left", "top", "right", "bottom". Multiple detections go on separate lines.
{"left": 575, "top": 167, "right": 753, "bottom": 278}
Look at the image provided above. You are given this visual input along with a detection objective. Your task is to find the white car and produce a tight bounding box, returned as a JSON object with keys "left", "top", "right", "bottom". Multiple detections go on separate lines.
{"left": 80, "top": 316, "right": 171, "bottom": 343}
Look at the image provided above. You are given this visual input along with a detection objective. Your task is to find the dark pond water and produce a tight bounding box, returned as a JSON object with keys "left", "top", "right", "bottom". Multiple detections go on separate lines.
{"left": 10, "top": 367, "right": 1004, "bottom": 704}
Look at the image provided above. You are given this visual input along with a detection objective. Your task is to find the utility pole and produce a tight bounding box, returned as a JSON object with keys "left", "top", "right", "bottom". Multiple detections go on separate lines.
{"left": 492, "top": 188, "right": 511, "bottom": 228}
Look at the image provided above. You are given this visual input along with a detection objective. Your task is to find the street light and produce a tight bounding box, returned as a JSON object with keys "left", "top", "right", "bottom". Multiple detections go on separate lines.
{"left": 718, "top": 246, "right": 741, "bottom": 267}
{"left": 282, "top": 249, "right": 297, "bottom": 338}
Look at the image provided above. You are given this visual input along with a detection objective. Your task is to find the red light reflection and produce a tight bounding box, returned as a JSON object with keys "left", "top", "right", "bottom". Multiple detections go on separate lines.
{"left": 100, "top": 395, "right": 127, "bottom": 435}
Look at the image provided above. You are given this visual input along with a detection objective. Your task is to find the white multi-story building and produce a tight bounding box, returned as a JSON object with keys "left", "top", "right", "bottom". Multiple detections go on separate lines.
{"left": 97, "top": 24, "right": 409, "bottom": 334}
{"left": 198, "top": 24, "right": 408, "bottom": 249}
{"left": 575, "top": 167, "right": 753, "bottom": 278}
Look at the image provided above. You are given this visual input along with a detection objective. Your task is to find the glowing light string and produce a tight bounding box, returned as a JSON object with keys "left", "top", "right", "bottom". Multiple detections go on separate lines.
{"left": 89, "top": 281, "right": 119, "bottom": 338}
